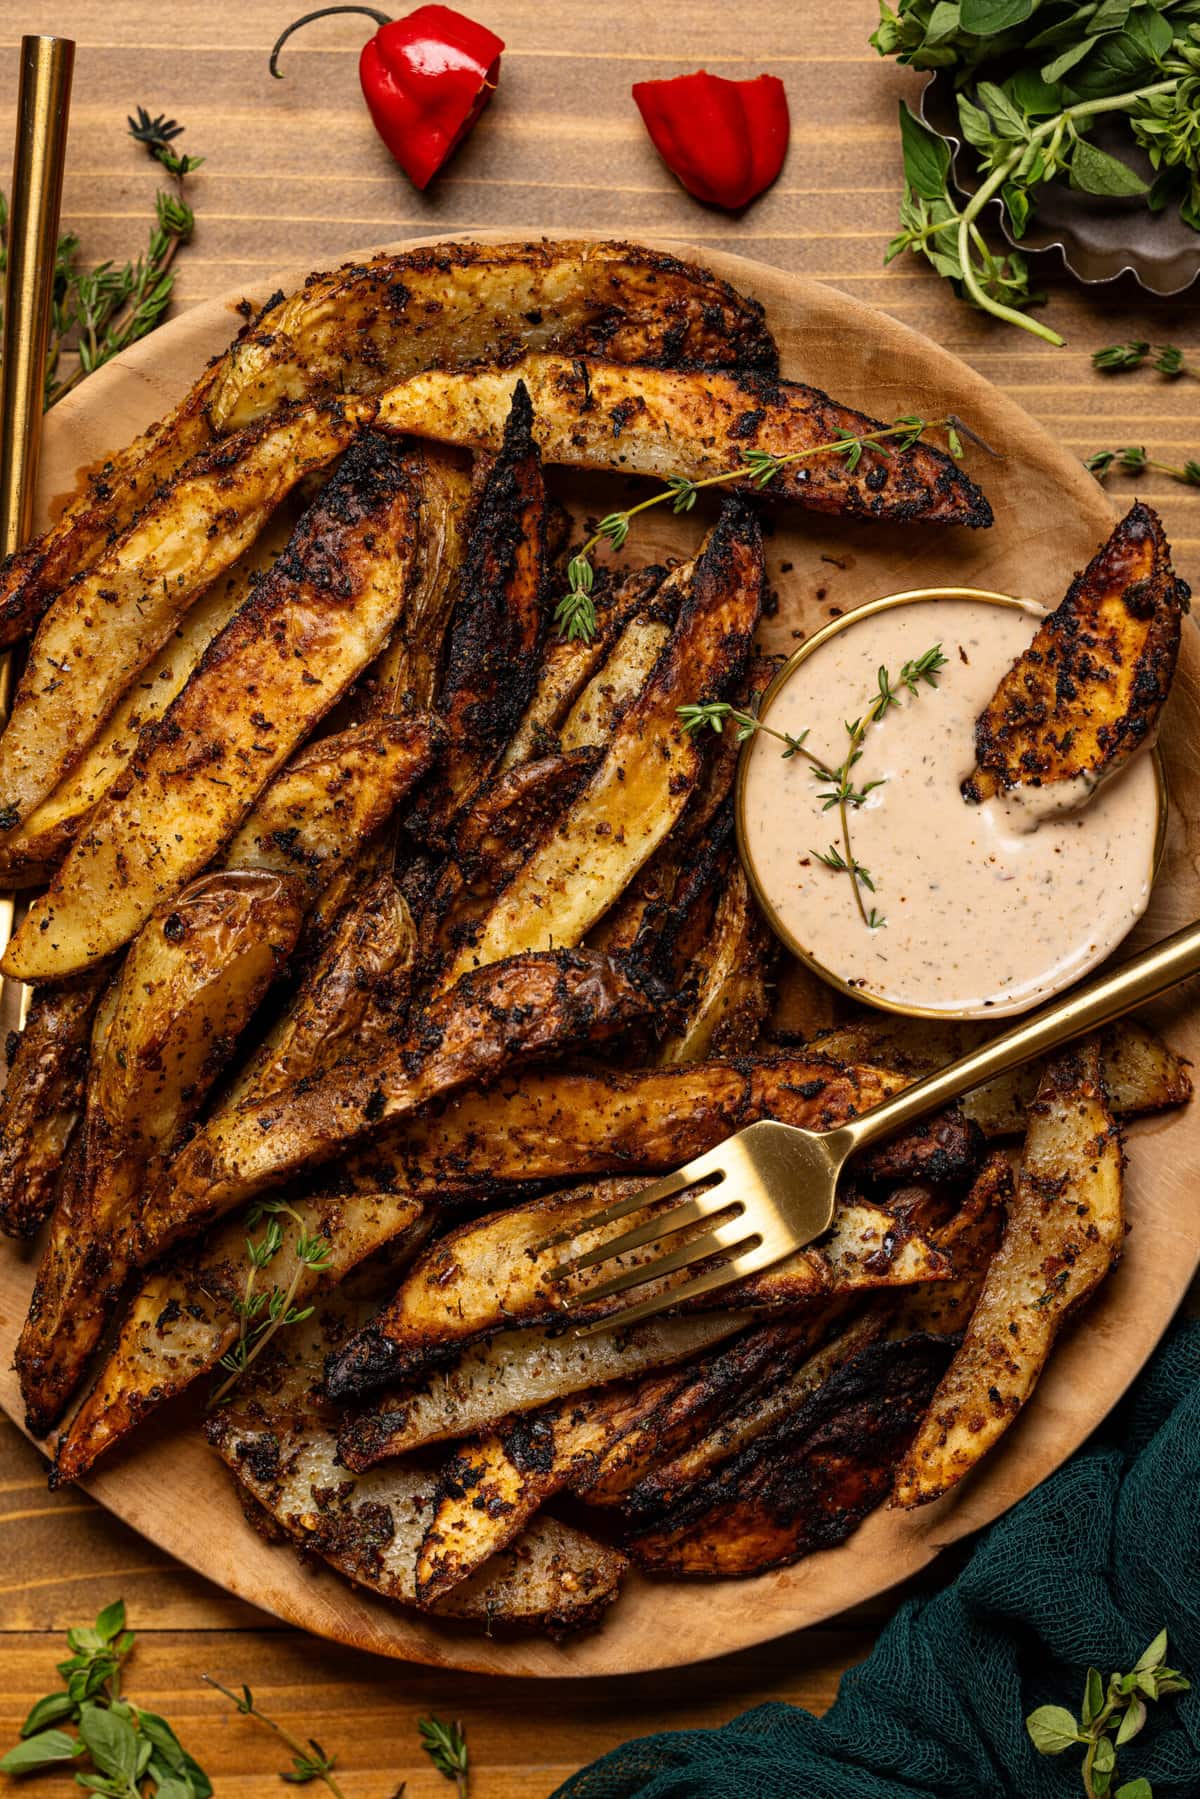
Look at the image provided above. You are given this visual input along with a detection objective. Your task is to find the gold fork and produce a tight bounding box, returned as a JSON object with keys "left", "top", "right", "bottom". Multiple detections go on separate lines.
{"left": 548, "top": 915, "right": 1200, "bottom": 1335}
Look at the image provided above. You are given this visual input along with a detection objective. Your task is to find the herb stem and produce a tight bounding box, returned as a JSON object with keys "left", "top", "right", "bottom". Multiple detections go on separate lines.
{"left": 203, "top": 1676, "right": 347, "bottom": 1798}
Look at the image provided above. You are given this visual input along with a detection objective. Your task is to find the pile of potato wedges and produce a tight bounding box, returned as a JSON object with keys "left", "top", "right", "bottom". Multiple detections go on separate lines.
{"left": 0, "top": 239, "right": 1188, "bottom": 1640}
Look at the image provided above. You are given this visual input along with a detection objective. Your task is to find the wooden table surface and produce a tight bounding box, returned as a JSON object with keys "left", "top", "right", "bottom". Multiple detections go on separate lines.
{"left": 1, "top": 1, "right": 1196, "bottom": 1792}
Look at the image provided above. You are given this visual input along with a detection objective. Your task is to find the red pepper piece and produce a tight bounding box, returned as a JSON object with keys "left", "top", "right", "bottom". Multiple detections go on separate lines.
{"left": 270, "top": 4, "right": 504, "bottom": 191}
{"left": 632, "top": 70, "right": 790, "bottom": 211}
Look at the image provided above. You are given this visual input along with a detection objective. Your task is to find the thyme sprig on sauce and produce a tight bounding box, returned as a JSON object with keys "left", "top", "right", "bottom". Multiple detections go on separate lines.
{"left": 554, "top": 416, "right": 970, "bottom": 644}
{"left": 207, "top": 1199, "right": 332, "bottom": 1406}
{"left": 680, "top": 642, "right": 947, "bottom": 931}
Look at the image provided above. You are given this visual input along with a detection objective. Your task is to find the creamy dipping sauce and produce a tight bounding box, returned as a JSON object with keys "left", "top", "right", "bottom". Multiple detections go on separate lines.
{"left": 740, "top": 595, "right": 1160, "bottom": 1017}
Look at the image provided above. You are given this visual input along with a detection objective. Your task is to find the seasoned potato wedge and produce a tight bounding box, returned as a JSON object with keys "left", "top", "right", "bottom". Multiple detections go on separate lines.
{"left": 412, "top": 384, "right": 549, "bottom": 837}
{"left": 337, "top": 1315, "right": 747, "bottom": 1471}
{"left": 132, "top": 950, "right": 656, "bottom": 1267}
{"left": 204, "top": 1303, "right": 627, "bottom": 1633}
{"left": 627, "top": 1333, "right": 951, "bottom": 1576}
{"left": 657, "top": 856, "right": 772, "bottom": 1064}
{"left": 0, "top": 971, "right": 106, "bottom": 1238}
{"left": 18, "top": 871, "right": 306, "bottom": 1435}
{"left": 376, "top": 355, "right": 992, "bottom": 528}
{"left": 894, "top": 1043, "right": 1123, "bottom": 1508}
{"left": 0, "top": 403, "right": 369, "bottom": 826}
{"left": 965, "top": 503, "right": 1187, "bottom": 803}
{"left": 0, "top": 509, "right": 299, "bottom": 884}
{"left": 224, "top": 717, "right": 439, "bottom": 898}
{"left": 209, "top": 239, "right": 778, "bottom": 432}
{"left": 6, "top": 436, "right": 426, "bottom": 980}
{"left": 441, "top": 500, "right": 763, "bottom": 983}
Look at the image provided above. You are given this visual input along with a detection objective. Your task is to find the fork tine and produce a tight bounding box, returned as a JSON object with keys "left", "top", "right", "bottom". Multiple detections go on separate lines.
{"left": 570, "top": 1216, "right": 758, "bottom": 1308}
{"left": 565, "top": 1186, "right": 742, "bottom": 1276}
{"left": 530, "top": 1157, "right": 725, "bottom": 1255}
{"left": 573, "top": 1253, "right": 757, "bottom": 1339}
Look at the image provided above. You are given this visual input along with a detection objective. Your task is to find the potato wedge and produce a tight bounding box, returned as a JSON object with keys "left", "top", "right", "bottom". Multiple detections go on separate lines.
{"left": 965, "top": 503, "right": 1187, "bottom": 804}
{"left": 204, "top": 1302, "right": 627, "bottom": 1633}
{"left": 499, "top": 565, "right": 669, "bottom": 769}
{"left": 0, "top": 403, "right": 370, "bottom": 827}
{"left": 0, "top": 241, "right": 772, "bottom": 654}
{"left": 324, "top": 1157, "right": 955, "bottom": 1400}
{"left": 627, "top": 1332, "right": 951, "bottom": 1576}
{"left": 376, "top": 355, "right": 992, "bottom": 528}
{"left": 132, "top": 949, "right": 656, "bottom": 1267}
{"left": 338, "top": 1315, "right": 747, "bottom": 1471}
{"left": 223, "top": 718, "right": 440, "bottom": 899}
{"left": 0, "top": 508, "right": 299, "bottom": 884}
{"left": 888, "top": 1150, "right": 1012, "bottom": 1339}
{"left": 894, "top": 1042, "right": 1123, "bottom": 1508}
{"left": 18, "top": 871, "right": 306, "bottom": 1435}
{"left": 657, "top": 856, "right": 772, "bottom": 1064}
{"left": 441, "top": 501, "right": 763, "bottom": 984}
{"left": 411, "top": 385, "right": 549, "bottom": 838}
{"left": 6, "top": 435, "right": 427, "bottom": 980}
{"left": 557, "top": 617, "right": 672, "bottom": 752}
{"left": 0, "top": 970, "right": 106, "bottom": 1238}
{"left": 209, "top": 239, "right": 778, "bottom": 432}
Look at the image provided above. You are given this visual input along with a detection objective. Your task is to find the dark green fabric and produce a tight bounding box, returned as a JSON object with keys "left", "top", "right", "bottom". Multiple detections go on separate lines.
{"left": 554, "top": 1320, "right": 1200, "bottom": 1799}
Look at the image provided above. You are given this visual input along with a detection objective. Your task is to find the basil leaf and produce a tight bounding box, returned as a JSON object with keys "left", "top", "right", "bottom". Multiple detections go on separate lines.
{"left": 138, "top": 1713, "right": 187, "bottom": 1773}
{"left": 961, "top": 0, "right": 1036, "bottom": 30}
{"left": 1067, "top": 28, "right": 1159, "bottom": 95}
{"left": 78, "top": 1705, "right": 139, "bottom": 1783}
{"left": 19, "top": 1691, "right": 78, "bottom": 1735}
{"left": 1025, "top": 1704, "right": 1082, "bottom": 1754}
{"left": 1070, "top": 137, "right": 1149, "bottom": 196}
{"left": 898, "top": 101, "right": 951, "bottom": 200}
{"left": 0, "top": 1728, "right": 81, "bottom": 1773}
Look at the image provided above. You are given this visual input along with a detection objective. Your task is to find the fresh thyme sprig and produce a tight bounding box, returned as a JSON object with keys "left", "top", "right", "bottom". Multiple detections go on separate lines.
{"left": 555, "top": 416, "right": 969, "bottom": 643}
{"left": 1025, "top": 1628, "right": 1189, "bottom": 1799}
{"left": 203, "top": 1679, "right": 345, "bottom": 1796}
{"left": 419, "top": 1716, "right": 470, "bottom": 1796}
{"left": 0, "top": 106, "right": 202, "bottom": 410}
{"left": 1094, "top": 341, "right": 1198, "bottom": 379}
{"left": 207, "top": 1199, "right": 332, "bottom": 1406}
{"left": 0, "top": 1600, "right": 212, "bottom": 1795}
{"left": 1086, "top": 444, "right": 1200, "bottom": 487}
{"left": 680, "top": 643, "right": 947, "bottom": 930}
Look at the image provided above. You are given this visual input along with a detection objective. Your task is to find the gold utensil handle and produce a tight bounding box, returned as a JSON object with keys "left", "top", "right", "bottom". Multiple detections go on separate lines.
{"left": 838, "top": 916, "right": 1200, "bottom": 1153}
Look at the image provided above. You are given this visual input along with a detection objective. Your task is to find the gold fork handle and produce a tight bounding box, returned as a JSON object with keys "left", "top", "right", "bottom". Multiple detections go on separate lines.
{"left": 832, "top": 916, "right": 1200, "bottom": 1158}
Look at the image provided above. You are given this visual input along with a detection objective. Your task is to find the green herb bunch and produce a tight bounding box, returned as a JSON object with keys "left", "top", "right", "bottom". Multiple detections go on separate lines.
{"left": 0, "top": 107, "right": 202, "bottom": 410}
{"left": 873, "top": 3, "right": 1200, "bottom": 342}
{"left": 0, "top": 1601, "right": 211, "bottom": 1796}
{"left": 1025, "top": 1628, "right": 1190, "bottom": 1797}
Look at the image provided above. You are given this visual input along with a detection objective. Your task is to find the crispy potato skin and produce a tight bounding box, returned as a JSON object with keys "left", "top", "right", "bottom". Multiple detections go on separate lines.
{"left": 894, "top": 1043, "right": 1123, "bottom": 1508}
{"left": 19, "top": 871, "right": 306, "bottom": 1436}
{"left": 6, "top": 435, "right": 425, "bottom": 980}
{"left": 0, "top": 240, "right": 773, "bottom": 652}
{"left": 133, "top": 949, "right": 657, "bottom": 1265}
{"left": 443, "top": 500, "right": 763, "bottom": 982}
{"left": 376, "top": 356, "right": 992, "bottom": 528}
{"left": 626, "top": 1333, "right": 952, "bottom": 1576}
{"left": 965, "top": 502, "right": 1188, "bottom": 802}
{"left": 0, "top": 971, "right": 107, "bottom": 1237}
{"left": 412, "top": 383, "right": 549, "bottom": 838}
{"left": 0, "top": 402, "right": 369, "bottom": 827}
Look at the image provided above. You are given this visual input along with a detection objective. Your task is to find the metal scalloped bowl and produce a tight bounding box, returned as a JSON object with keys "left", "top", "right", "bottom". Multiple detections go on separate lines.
{"left": 920, "top": 70, "right": 1200, "bottom": 298}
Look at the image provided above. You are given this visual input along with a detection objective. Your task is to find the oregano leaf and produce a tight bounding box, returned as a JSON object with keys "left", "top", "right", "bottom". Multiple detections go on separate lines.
{"left": 1025, "top": 1704, "right": 1082, "bottom": 1754}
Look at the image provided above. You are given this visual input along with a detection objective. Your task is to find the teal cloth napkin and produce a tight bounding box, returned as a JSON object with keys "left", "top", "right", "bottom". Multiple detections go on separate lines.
{"left": 554, "top": 1319, "right": 1200, "bottom": 1798}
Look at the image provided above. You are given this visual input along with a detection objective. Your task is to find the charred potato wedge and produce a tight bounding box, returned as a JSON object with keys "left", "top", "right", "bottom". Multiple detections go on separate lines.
{"left": 6, "top": 435, "right": 425, "bottom": 980}
{"left": 965, "top": 503, "right": 1187, "bottom": 804}
{"left": 0, "top": 403, "right": 369, "bottom": 826}
{"left": 0, "top": 971, "right": 106, "bottom": 1238}
{"left": 376, "top": 355, "right": 992, "bottom": 528}
{"left": 441, "top": 500, "right": 763, "bottom": 983}
{"left": 894, "top": 1042, "right": 1123, "bottom": 1508}
{"left": 18, "top": 871, "right": 306, "bottom": 1436}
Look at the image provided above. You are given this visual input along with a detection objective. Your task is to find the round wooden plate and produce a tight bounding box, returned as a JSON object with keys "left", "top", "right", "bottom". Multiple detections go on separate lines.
{"left": 1, "top": 236, "right": 1197, "bottom": 1678}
